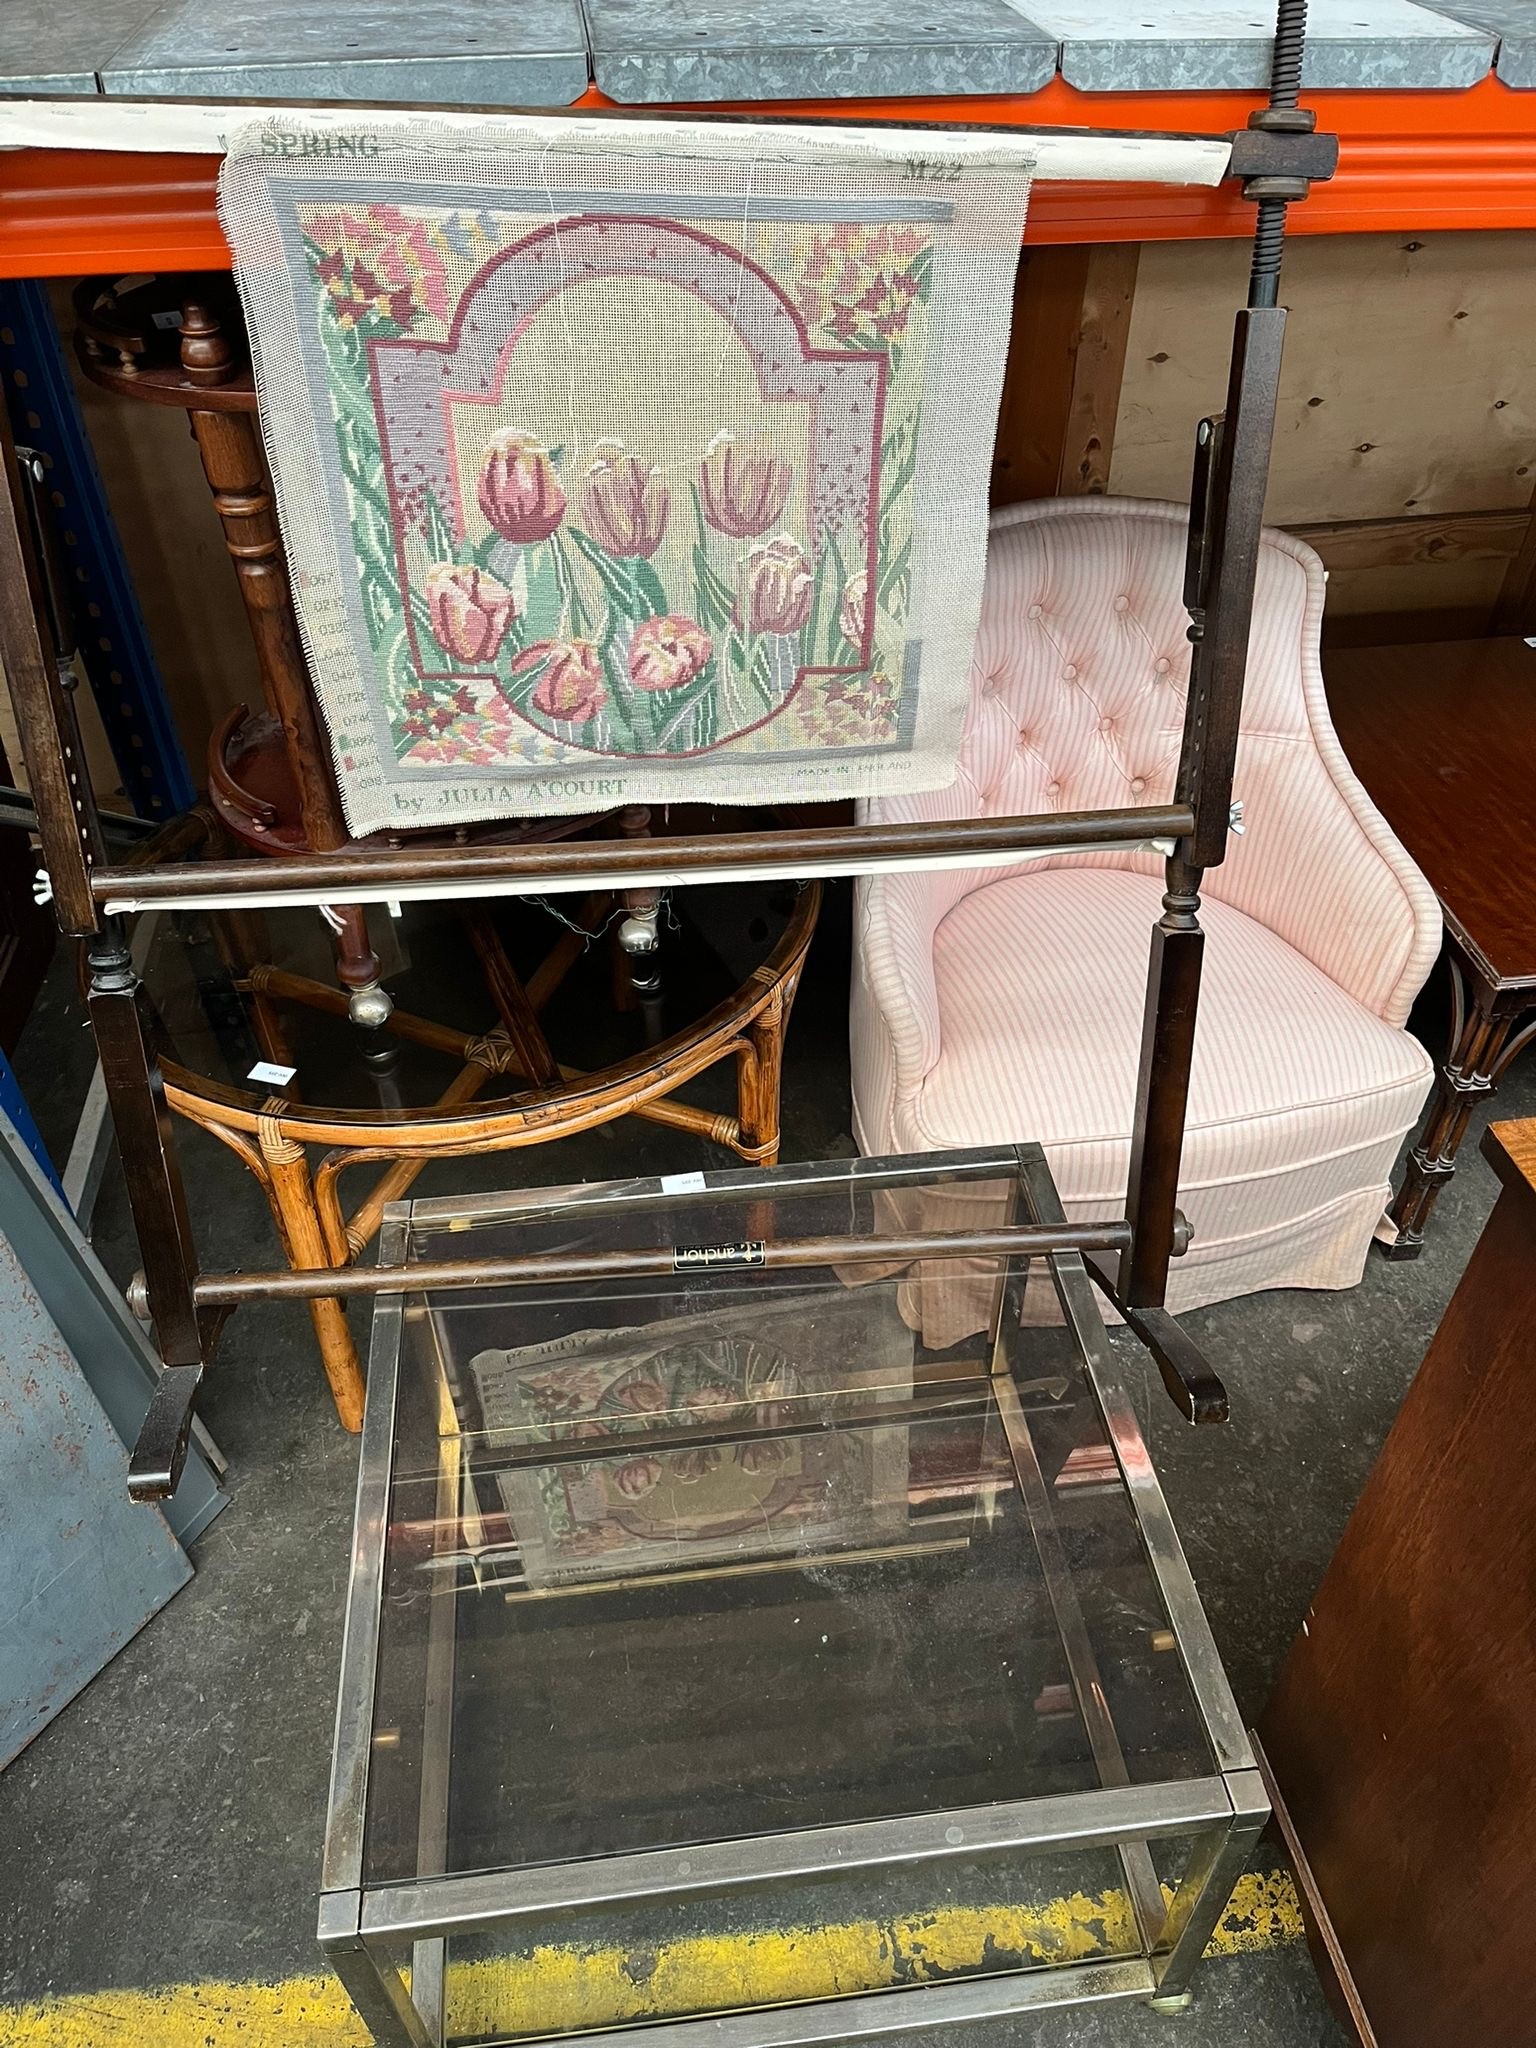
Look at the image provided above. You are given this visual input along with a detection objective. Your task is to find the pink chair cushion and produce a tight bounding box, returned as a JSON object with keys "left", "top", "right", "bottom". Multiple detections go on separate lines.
{"left": 916, "top": 865, "right": 1432, "bottom": 1217}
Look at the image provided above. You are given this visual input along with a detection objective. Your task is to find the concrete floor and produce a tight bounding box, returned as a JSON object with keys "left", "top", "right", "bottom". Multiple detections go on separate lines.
{"left": 1, "top": 883, "right": 1527, "bottom": 2047}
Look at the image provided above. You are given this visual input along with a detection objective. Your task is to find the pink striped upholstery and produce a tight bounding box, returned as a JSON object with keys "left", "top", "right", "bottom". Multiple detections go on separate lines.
{"left": 851, "top": 497, "right": 1440, "bottom": 1321}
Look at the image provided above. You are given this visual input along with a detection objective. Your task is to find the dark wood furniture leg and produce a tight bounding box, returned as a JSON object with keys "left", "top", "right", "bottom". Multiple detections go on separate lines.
{"left": 1323, "top": 635, "right": 1536, "bottom": 1254}
{"left": 1385, "top": 945, "right": 1536, "bottom": 1258}
{"left": 87, "top": 921, "right": 209, "bottom": 1497}
{"left": 615, "top": 805, "right": 665, "bottom": 1044}
{"left": 1259, "top": 1117, "right": 1536, "bottom": 2048}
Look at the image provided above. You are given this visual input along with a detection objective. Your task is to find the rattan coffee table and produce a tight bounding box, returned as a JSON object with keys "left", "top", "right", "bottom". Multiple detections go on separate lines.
{"left": 319, "top": 1143, "right": 1265, "bottom": 2046}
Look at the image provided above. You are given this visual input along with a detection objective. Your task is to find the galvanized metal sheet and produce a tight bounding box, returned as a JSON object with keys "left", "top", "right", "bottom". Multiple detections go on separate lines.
{"left": 0, "top": 1105, "right": 226, "bottom": 1549}
{"left": 0, "top": 1218, "right": 190, "bottom": 1768}
{"left": 1430, "top": 0, "right": 1536, "bottom": 83}
{"left": 103, "top": 0, "right": 591, "bottom": 106}
{"left": 588, "top": 0, "right": 1057, "bottom": 103}
{"left": 10, "top": 0, "right": 1504, "bottom": 107}
{"left": 1033, "top": 0, "right": 1495, "bottom": 90}
{"left": 0, "top": 0, "right": 162, "bottom": 95}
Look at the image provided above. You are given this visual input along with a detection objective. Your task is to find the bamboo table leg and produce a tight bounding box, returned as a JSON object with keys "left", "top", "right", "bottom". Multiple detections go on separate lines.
{"left": 462, "top": 911, "right": 561, "bottom": 1087}
{"left": 257, "top": 1115, "right": 365, "bottom": 1430}
{"left": 734, "top": 964, "right": 803, "bottom": 1169}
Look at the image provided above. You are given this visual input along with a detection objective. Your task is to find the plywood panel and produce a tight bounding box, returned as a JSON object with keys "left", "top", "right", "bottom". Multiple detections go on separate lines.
{"left": 1290, "top": 508, "right": 1530, "bottom": 571}
{"left": 1112, "top": 230, "right": 1536, "bottom": 525}
{"left": 1319, "top": 558, "right": 1509, "bottom": 639}
{"left": 1289, "top": 506, "right": 1528, "bottom": 639}
{"left": 993, "top": 243, "right": 1140, "bottom": 504}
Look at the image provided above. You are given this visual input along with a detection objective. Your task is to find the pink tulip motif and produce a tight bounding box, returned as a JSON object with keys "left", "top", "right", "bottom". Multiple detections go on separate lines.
{"left": 838, "top": 569, "right": 869, "bottom": 649}
{"left": 614, "top": 1457, "right": 663, "bottom": 1500}
{"left": 738, "top": 536, "right": 814, "bottom": 638}
{"left": 512, "top": 638, "right": 606, "bottom": 724}
{"left": 669, "top": 1446, "right": 721, "bottom": 1484}
{"left": 477, "top": 428, "right": 566, "bottom": 545}
{"left": 580, "top": 442, "right": 669, "bottom": 558}
{"left": 424, "top": 562, "right": 515, "bottom": 664}
{"left": 628, "top": 614, "right": 713, "bottom": 693}
{"left": 736, "top": 1439, "right": 788, "bottom": 1475}
{"left": 698, "top": 433, "right": 792, "bottom": 539}
{"left": 614, "top": 1378, "right": 668, "bottom": 1414}
{"left": 690, "top": 1382, "right": 739, "bottom": 1416}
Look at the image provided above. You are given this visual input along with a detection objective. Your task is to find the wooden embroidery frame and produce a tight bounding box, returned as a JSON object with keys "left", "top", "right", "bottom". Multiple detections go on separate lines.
{"left": 0, "top": 0, "right": 1336, "bottom": 1501}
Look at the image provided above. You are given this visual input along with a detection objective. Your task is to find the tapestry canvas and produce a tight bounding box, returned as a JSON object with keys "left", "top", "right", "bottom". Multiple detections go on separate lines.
{"left": 468, "top": 1294, "right": 915, "bottom": 1589}
{"left": 219, "top": 115, "right": 1035, "bottom": 831}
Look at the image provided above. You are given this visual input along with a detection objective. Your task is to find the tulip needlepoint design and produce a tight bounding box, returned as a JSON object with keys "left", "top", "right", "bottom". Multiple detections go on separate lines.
{"left": 294, "top": 194, "right": 933, "bottom": 777}
{"left": 224, "top": 122, "right": 1033, "bottom": 828}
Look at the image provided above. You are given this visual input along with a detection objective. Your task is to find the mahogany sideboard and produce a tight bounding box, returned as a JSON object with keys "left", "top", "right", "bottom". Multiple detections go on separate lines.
{"left": 1258, "top": 1115, "right": 1536, "bottom": 2048}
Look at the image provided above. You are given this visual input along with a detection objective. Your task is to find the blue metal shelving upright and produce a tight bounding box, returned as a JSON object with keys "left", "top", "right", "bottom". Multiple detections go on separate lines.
{"left": 0, "top": 278, "right": 195, "bottom": 820}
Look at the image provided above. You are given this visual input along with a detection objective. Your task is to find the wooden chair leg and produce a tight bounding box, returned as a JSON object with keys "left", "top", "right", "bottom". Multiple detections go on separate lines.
{"left": 615, "top": 807, "right": 665, "bottom": 1043}
{"left": 324, "top": 903, "right": 391, "bottom": 1029}
{"left": 257, "top": 1115, "right": 365, "bottom": 1431}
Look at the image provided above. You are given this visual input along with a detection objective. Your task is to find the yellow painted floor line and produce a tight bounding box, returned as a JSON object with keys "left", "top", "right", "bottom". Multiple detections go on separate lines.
{"left": 0, "top": 1869, "right": 1303, "bottom": 2047}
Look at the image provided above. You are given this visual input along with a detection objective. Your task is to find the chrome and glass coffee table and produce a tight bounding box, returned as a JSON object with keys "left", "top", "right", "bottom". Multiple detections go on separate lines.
{"left": 320, "top": 1144, "right": 1265, "bottom": 2046}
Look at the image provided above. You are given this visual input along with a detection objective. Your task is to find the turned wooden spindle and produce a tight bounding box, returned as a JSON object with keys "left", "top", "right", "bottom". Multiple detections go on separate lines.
{"left": 186, "top": 392, "right": 384, "bottom": 1003}
{"left": 169, "top": 294, "right": 384, "bottom": 1010}
{"left": 177, "top": 294, "right": 236, "bottom": 388}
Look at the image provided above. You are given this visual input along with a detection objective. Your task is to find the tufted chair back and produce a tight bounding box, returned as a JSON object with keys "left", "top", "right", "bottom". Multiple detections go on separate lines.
{"left": 962, "top": 497, "right": 1194, "bottom": 871}
{"left": 856, "top": 496, "right": 1441, "bottom": 1109}
{"left": 877, "top": 499, "right": 1435, "bottom": 992}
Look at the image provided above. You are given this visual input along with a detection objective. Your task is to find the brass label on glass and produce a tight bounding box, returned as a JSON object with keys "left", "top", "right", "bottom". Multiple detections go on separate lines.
{"left": 672, "top": 1241, "right": 767, "bottom": 1271}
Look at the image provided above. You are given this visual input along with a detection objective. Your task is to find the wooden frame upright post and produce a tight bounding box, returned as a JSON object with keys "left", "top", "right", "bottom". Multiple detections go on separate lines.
{"left": 87, "top": 919, "right": 210, "bottom": 1493}
{"left": 1119, "top": 307, "right": 1287, "bottom": 1315}
{"left": 1, "top": 399, "right": 211, "bottom": 1496}
{"left": 1120, "top": 0, "right": 1315, "bottom": 1324}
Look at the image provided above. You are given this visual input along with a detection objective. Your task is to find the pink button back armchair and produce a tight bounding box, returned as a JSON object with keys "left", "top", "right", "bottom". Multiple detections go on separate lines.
{"left": 852, "top": 496, "right": 1441, "bottom": 1320}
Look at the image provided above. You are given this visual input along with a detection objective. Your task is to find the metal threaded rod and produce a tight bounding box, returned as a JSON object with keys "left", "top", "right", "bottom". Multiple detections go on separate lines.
{"left": 1248, "top": 199, "right": 1288, "bottom": 307}
{"left": 1268, "top": 0, "right": 1306, "bottom": 105}
{"left": 1247, "top": 0, "right": 1310, "bottom": 308}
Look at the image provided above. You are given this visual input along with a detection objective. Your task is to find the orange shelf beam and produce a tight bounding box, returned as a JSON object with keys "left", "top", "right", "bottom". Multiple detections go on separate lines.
{"left": 3, "top": 73, "right": 1536, "bottom": 276}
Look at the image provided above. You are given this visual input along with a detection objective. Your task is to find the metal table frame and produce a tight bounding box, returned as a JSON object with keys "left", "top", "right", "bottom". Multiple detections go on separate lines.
{"left": 317, "top": 1141, "right": 1267, "bottom": 2046}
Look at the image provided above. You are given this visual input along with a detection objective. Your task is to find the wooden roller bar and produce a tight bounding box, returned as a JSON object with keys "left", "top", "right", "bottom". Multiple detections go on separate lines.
{"left": 91, "top": 802, "right": 1196, "bottom": 921}
{"left": 186, "top": 1217, "right": 1142, "bottom": 1306}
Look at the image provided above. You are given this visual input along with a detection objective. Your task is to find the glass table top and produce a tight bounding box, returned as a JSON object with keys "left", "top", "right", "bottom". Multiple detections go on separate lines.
{"left": 351, "top": 1150, "right": 1216, "bottom": 1894}
{"left": 135, "top": 873, "right": 805, "bottom": 1109}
